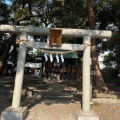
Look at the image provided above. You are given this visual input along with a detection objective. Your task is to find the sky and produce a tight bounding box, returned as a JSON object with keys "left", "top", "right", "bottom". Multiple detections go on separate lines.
{"left": 5, "top": 0, "right": 11, "bottom": 5}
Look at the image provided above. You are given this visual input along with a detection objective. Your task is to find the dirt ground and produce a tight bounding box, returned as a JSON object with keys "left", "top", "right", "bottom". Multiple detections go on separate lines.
{"left": 0, "top": 75, "right": 120, "bottom": 120}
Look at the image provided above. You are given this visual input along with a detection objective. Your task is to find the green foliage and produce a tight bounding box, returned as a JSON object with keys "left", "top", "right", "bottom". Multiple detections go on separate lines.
{"left": 52, "top": 0, "right": 88, "bottom": 28}
{"left": 91, "top": 101, "right": 99, "bottom": 107}
{"left": 14, "top": 9, "right": 30, "bottom": 19}
{"left": 104, "top": 26, "right": 120, "bottom": 66}
{"left": 0, "top": 0, "right": 120, "bottom": 73}
{"left": 103, "top": 53, "right": 116, "bottom": 67}
{"left": 26, "top": 47, "right": 39, "bottom": 62}
{"left": 0, "top": 1, "right": 11, "bottom": 24}
{"left": 94, "top": 0, "right": 120, "bottom": 68}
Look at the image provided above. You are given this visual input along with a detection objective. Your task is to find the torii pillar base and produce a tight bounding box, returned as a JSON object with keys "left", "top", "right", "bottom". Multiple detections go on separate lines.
{"left": 1, "top": 106, "right": 27, "bottom": 120}
{"left": 78, "top": 110, "right": 99, "bottom": 120}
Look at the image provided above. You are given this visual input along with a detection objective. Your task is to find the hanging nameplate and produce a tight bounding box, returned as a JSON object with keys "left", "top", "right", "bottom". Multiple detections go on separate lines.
{"left": 49, "top": 28, "right": 62, "bottom": 47}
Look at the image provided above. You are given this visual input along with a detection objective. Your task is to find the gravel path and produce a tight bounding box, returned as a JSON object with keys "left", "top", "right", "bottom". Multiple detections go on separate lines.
{"left": 25, "top": 101, "right": 80, "bottom": 120}
{"left": 23, "top": 98, "right": 120, "bottom": 120}
{"left": 92, "top": 99, "right": 120, "bottom": 120}
{"left": 0, "top": 76, "right": 120, "bottom": 120}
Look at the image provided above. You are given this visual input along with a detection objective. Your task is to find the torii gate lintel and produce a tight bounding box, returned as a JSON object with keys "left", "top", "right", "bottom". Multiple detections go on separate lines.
{"left": 0, "top": 25, "right": 111, "bottom": 38}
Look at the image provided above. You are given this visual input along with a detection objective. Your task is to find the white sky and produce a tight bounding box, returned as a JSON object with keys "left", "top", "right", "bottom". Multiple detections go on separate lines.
{"left": 98, "top": 51, "right": 109, "bottom": 61}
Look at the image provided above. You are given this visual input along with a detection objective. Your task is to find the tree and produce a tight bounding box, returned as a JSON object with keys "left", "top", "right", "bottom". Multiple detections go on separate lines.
{"left": 0, "top": 0, "right": 119, "bottom": 90}
{"left": 106, "top": 1, "right": 120, "bottom": 71}
{"left": 96, "top": 0, "right": 120, "bottom": 73}
{"left": 0, "top": 1, "right": 14, "bottom": 75}
{"left": 53, "top": 0, "right": 88, "bottom": 28}
{"left": 0, "top": 0, "right": 56, "bottom": 75}
{"left": 0, "top": 0, "right": 34, "bottom": 75}
{"left": 0, "top": 0, "right": 87, "bottom": 76}
{"left": 87, "top": 0, "right": 109, "bottom": 92}
{"left": 103, "top": 53, "right": 117, "bottom": 68}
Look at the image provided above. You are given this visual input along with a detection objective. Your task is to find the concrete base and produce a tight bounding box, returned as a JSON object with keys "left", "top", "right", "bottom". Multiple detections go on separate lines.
{"left": 1, "top": 106, "right": 27, "bottom": 120}
{"left": 78, "top": 110, "right": 99, "bottom": 120}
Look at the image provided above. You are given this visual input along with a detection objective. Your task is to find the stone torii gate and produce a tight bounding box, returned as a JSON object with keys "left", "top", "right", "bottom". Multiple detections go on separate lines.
{"left": 0, "top": 25, "right": 111, "bottom": 120}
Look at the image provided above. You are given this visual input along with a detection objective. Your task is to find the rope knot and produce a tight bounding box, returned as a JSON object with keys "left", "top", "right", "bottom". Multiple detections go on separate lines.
{"left": 16, "top": 39, "right": 27, "bottom": 44}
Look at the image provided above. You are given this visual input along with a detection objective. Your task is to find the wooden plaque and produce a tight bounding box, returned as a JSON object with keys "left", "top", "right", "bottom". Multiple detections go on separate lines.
{"left": 49, "top": 28, "right": 62, "bottom": 47}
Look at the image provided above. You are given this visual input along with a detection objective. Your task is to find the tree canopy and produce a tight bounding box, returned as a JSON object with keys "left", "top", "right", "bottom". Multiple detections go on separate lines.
{"left": 0, "top": 0, "right": 119, "bottom": 62}
{"left": 0, "top": 0, "right": 120, "bottom": 90}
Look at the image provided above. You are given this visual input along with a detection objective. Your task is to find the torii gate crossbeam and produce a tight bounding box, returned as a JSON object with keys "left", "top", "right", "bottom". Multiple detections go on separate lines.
{"left": 0, "top": 25, "right": 111, "bottom": 38}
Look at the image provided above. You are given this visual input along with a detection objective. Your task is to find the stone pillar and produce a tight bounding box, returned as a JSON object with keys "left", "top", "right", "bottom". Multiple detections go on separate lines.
{"left": 82, "top": 36, "right": 91, "bottom": 113}
{"left": 12, "top": 32, "right": 28, "bottom": 108}
{"left": 1, "top": 32, "right": 28, "bottom": 120}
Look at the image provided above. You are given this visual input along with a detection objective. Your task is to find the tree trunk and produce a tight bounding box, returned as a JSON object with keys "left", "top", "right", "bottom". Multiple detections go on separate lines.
{"left": 87, "top": 0, "right": 108, "bottom": 92}
{"left": 0, "top": 35, "right": 16, "bottom": 75}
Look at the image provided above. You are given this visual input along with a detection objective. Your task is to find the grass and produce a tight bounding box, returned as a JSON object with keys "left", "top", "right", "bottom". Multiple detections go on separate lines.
{"left": 91, "top": 101, "right": 99, "bottom": 107}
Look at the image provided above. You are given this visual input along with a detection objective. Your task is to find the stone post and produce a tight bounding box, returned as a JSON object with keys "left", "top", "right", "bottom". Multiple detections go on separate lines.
{"left": 82, "top": 36, "right": 91, "bottom": 113}
{"left": 1, "top": 32, "right": 28, "bottom": 120}
{"left": 78, "top": 36, "right": 99, "bottom": 119}
{"left": 12, "top": 32, "right": 28, "bottom": 108}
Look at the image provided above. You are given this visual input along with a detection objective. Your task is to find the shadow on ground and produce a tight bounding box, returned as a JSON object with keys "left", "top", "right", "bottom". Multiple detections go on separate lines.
{"left": 0, "top": 75, "right": 120, "bottom": 114}
{"left": 0, "top": 75, "right": 82, "bottom": 114}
